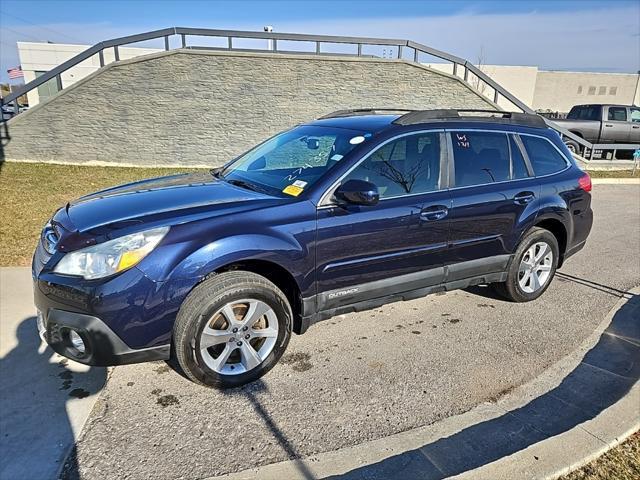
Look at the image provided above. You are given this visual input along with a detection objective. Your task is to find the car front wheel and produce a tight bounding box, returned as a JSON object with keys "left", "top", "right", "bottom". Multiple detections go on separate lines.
{"left": 493, "top": 227, "right": 559, "bottom": 302}
{"left": 174, "top": 271, "right": 292, "bottom": 388}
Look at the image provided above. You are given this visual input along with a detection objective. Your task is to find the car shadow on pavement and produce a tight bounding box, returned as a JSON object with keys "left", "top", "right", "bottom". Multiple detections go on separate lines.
{"left": 0, "top": 316, "right": 107, "bottom": 480}
{"left": 322, "top": 293, "right": 640, "bottom": 480}
{"left": 223, "top": 380, "right": 316, "bottom": 480}
{"left": 465, "top": 271, "right": 630, "bottom": 301}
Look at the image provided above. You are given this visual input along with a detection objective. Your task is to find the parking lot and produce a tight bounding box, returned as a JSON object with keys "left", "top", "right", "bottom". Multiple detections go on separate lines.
{"left": 1, "top": 184, "right": 638, "bottom": 480}
{"left": 42, "top": 184, "right": 633, "bottom": 479}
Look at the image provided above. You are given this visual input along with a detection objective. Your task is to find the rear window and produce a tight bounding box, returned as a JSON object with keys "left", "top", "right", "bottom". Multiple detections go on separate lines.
{"left": 520, "top": 136, "right": 568, "bottom": 176}
{"left": 451, "top": 131, "right": 510, "bottom": 187}
{"left": 567, "top": 106, "right": 600, "bottom": 121}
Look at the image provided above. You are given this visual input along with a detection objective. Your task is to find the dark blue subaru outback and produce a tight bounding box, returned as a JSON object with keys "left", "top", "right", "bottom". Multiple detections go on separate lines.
{"left": 33, "top": 109, "right": 593, "bottom": 388}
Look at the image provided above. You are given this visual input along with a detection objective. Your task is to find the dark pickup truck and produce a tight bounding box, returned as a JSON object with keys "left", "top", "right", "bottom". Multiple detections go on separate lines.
{"left": 553, "top": 104, "right": 640, "bottom": 154}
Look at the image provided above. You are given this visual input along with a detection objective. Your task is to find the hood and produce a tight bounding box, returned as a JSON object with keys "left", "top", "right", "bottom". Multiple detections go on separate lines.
{"left": 63, "top": 172, "right": 279, "bottom": 233}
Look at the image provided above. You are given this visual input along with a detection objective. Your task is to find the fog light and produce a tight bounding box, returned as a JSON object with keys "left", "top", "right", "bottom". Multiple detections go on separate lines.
{"left": 69, "top": 330, "right": 86, "bottom": 354}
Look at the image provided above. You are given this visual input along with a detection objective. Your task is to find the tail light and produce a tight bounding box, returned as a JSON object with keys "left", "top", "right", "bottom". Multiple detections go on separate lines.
{"left": 578, "top": 172, "right": 592, "bottom": 192}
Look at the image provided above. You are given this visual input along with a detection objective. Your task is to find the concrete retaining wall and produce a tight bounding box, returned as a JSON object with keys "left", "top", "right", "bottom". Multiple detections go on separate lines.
{"left": 5, "top": 49, "right": 496, "bottom": 167}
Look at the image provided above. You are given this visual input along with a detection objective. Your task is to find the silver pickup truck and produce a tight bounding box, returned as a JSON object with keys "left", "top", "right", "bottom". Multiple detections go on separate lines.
{"left": 553, "top": 104, "right": 640, "bottom": 154}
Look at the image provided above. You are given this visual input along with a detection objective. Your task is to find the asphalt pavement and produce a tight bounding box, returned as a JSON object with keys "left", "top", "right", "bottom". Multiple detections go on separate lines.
{"left": 1, "top": 185, "right": 638, "bottom": 480}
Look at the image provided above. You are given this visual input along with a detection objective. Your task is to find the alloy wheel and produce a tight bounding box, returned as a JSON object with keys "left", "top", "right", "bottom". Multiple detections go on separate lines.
{"left": 518, "top": 242, "right": 553, "bottom": 294}
{"left": 199, "top": 299, "right": 278, "bottom": 375}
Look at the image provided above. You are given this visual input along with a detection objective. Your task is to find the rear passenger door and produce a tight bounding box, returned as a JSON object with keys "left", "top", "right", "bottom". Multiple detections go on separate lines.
{"left": 604, "top": 106, "right": 631, "bottom": 143}
{"left": 446, "top": 130, "right": 540, "bottom": 281}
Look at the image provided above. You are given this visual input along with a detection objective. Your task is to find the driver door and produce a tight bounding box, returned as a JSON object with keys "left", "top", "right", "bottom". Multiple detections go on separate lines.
{"left": 315, "top": 131, "right": 451, "bottom": 312}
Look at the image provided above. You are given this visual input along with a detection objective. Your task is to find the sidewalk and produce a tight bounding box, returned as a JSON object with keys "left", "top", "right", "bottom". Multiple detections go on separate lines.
{"left": 0, "top": 267, "right": 107, "bottom": 480}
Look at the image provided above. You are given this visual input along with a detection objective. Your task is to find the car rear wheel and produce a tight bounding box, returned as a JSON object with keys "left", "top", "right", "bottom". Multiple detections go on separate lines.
{"left": 174, "top": 271, "right": 292, "bottom": 388}
{"left": 564, "top": 139, "right": 581, "bottom": 155}
{"left": 493, "top": 227, "right": 559, "bottom": 302}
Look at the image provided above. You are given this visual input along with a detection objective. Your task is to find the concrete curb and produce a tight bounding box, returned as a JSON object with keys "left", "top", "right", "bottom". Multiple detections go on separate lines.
{"left": 207, "top": 288, "right": 640, "bottom": 480}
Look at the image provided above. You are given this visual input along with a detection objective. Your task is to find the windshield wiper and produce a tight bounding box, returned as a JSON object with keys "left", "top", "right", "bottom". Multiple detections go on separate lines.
{"left": 226, "top": 178, "right": 267, "bottom": 194}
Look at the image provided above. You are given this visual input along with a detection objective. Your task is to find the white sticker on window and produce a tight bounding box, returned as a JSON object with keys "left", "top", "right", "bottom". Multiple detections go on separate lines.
{"left": 331, "top": 154, "right": 343, "bottom": 161}
{"left": 349, "top": 136, "right": 366, "bottom": 145}
{"left": 292, "top": 180, "right": 308, "bottom": 188}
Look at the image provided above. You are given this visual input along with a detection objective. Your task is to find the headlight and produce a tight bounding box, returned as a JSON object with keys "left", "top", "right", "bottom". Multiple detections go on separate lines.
{"left": 54, "top": 226, "right": 169, "bottom": 279}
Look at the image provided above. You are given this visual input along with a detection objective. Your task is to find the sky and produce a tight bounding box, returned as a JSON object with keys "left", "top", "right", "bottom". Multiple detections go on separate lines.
{"left": 0, "top": 0, "right": 639, "bottom": 83}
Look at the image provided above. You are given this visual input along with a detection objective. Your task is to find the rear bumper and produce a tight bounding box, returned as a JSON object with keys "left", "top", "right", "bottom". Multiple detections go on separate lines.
{"left": 564, "top": 205, "right": 593, "bottom": 265}
{"left": 37, "top": 307, "right": 170, "bottom": 366}
{"left": 563, "top": 239, "right": 587, "bottom": 263}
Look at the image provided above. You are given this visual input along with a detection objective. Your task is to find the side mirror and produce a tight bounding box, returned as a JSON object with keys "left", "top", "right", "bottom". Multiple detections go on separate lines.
{"left": 334, "top": 179, "right": 379, "bottom": 206}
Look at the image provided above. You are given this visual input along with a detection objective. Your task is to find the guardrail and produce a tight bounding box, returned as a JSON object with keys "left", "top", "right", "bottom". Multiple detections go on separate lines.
{"left": 1, "top": 26, "right": 638, "bottom": 161}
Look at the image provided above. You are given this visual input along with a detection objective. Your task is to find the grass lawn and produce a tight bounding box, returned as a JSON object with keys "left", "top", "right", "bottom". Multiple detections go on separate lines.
{"left": 0, "top": 162, "right": 201, "bottom": 266}
{"left": 560, "top": 432, "right": 639, "bottom": 480}
{"left": 587, "top": 169, "right": 639, "bottom": 178}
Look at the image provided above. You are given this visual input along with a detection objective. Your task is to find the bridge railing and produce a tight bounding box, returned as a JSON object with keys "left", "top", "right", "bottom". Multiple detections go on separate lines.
{"left": 2, "top": 27, "right": 637, "bottom": 161}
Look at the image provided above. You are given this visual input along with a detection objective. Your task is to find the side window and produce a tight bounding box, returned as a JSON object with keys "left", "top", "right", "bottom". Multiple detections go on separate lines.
{"left": 567, "top": 107, "right": 582, "bottom": 120}
{"left": 510, "top": 135, "right": 530, "bottom": 179}
{"left": 343, "top": 132, "right": 441, "bottom": 199}
{"left": 521, "top": 136, "right": 568, "bottom": 176}
{"left": 630, "top": 108, "right": 640, "bottom": 123}
{"left": 451, "top": 131, "right": 510, "bottom": 187}
{"left": 607, "top": 107, "right": 627, "bottom": 122}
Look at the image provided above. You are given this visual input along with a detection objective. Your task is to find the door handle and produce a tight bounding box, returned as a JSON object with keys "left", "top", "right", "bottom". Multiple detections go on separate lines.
{"left": 632, "top": 125, "right": 639, "bottom": 129}
{"left": 604, "top": 124, "right": 613, "bottom": 127}
{"left": 514, "top": 191, "right": 535, "bottom": 205}
{"left": 420, "top": 205, "right": 448, "bottom": 221}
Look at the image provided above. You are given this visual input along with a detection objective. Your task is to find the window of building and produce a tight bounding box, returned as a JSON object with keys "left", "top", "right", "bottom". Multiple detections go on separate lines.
{"left": 35, "top": 71, "right": 60, "bottom": 101}
{"left": 587, "top": 86, "right": 596, "bottom": 95}
{"left": 608, "top": 107, "right": 627, "bottom": 121}
{"left": 598, "top": 86, "right": 607, "bottom": 95}
{"left": 451, "top": 131, "right": 510, "bottom": 187}
{"left": 343, "top": 132, "right": 442, "bottom": 198}
{"left": 520, "top": 136, "right": 568, "bottom": 176}
{"left": 609, "top": 86, "right": 618, "bottom": 95}
{"left": 577, "top": 85, "right": 583, "bottom": 94}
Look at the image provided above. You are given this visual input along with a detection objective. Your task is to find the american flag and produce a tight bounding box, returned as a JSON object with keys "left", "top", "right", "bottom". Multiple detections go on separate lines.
{"left": 7, "top": 66, "right": 24, "bottom": 79}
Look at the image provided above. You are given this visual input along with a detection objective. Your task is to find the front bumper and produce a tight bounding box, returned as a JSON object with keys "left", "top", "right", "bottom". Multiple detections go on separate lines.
{"left": 37, "top": 306, "right": 170, "bottom": 366}
{"left": 32, "top": 267, "right": 176, "bottom": 366}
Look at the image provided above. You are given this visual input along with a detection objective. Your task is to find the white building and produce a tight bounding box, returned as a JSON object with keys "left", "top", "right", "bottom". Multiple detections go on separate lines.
{"left": 17, "top": 42, "right": 161, "bottom": 106}
{"left": 426, "top": 63, "right": 640, "bottom": 113}
{"left": 17, "top": 42, "right": 640, "bottom": 112}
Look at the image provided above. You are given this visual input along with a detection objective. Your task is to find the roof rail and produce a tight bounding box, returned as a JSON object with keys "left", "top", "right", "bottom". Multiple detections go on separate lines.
{"left": 393, "top": 109, "right": 548, "bottom": 128}
{"left": 319, "top": 108, "right": 415, "bottom": 119}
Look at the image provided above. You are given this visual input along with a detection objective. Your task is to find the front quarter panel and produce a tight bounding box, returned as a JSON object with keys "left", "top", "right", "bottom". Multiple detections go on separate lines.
{"left": 136, "top": 199, "right": 317, "bottom": 297}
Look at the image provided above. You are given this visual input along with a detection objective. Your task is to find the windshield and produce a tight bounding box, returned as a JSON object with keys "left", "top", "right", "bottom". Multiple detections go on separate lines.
{"left": 219, "top": 125, "right": 369, "bottom": 197}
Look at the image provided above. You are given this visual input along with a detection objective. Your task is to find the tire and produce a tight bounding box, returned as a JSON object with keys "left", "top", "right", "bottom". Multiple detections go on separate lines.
{"left": 174, "top": 271, "right": 292, "bottom": 388}
{"left": 492, "top": 227, "right": 559, "bottom": 302}
{"left": 564, "top": 139, "right": 581, "bottom": 156}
